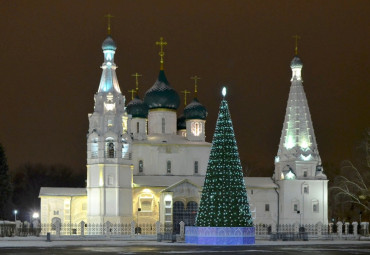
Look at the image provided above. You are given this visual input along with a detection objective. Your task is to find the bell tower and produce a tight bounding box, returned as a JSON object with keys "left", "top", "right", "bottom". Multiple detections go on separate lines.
{"left": 274, "top": 39, "right": 328, "bottom": 225}
{"left": 86, "top": 30, "right": 133, "bottom": 224}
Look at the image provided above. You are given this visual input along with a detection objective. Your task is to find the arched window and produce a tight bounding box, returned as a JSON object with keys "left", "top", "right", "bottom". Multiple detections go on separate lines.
{"left": 167, "top": 160, "right": 171, "bottom": 174}
{"left": 139, "top": 160, "right": 143, "bottom": 173}
{"left": 91, "top": 138, "right": 98, "bottom": 158}
{"left": 191, "top": 122, "right": 202, "bottom": 136}
{"left": 194, "top": 161, "right": 199, "bottom": 174}
{"left": 105, "top": 138, "right": 115, "bottom": 158}
{"left": 122, "top": 139, "right": 129, "bottom": 159}
{"left": 162, "top": 118, "right": 165, "bottom": 134}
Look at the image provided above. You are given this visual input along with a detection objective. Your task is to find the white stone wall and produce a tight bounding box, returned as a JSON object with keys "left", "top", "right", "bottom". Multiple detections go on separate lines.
{"left": 131, "top": 143, "right": 211, "bottom": 176}
{"left": 278, "top": 179, "right": 328, "bottom": 224}
{"left": 87, "top": 164, "right": 133, "bottom": 224}
{"left": 247, "top": 188, "right": 278, "bottom": 225}
{"left": 147, "top": 110, "right": 177, "bottom": 135}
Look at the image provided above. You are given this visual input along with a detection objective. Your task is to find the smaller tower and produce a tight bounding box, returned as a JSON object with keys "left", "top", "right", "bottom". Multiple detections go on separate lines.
{"left": 126, "top": 74, "right": 148, "bottom": 140}
{"left": 144, "top": 37, "right": 180, "bottom": 135}
{"left": 184, "top": 76, "right": 207, "bottom": 141}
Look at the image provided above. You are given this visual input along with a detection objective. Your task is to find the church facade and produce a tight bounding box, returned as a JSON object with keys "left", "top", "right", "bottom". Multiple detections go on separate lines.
{"left": 39, "top": 35, "right": 328, "bottom": 231}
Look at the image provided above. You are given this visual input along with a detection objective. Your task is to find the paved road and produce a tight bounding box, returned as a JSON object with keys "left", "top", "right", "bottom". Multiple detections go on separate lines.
{"left": 2, "top": 243, "right": 370, "bottom": 255}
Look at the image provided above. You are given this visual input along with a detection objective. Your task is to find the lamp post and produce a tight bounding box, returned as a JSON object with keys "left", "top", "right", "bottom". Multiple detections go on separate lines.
{"left": 13, "top": 210, "right": 18, "bottom": 222}
{"left": 136, "top": 208, "right": 141, "bottom": 234}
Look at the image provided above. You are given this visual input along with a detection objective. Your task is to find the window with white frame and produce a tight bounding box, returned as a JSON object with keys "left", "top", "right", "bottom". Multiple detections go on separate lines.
{"left": 312, "top": 201, "right": 319, "bottom": 213}
{"left": 139, "top": 160, "right": 143, "bottom": 173}
{"left": 191, "top": 122, "right": 202, "bottom": 136}
{"left": 303, "top": 184, "right": 309, "bottom": 194}
{"left": 122, "top": 139, "right": 129, "bottom": 159}
{"left": 162, "top": 118, "right": 165, "bottom": 134}
{"left": 293, "top": 203, "right": 299, "bottom": 212}
{"left": 167, "top": 160, "right": 171, "bottom": 174}
{"left": 105, "top": 138, "right": 115, "bottom": 158}
{"left": 194, "top": 161, "right": 199, "bottom": 174}
{"left": 265, "top": 204, "right": 270, "bottom": 212}
{"left": 91, "top": 139, "right": 98, "bottom": 158}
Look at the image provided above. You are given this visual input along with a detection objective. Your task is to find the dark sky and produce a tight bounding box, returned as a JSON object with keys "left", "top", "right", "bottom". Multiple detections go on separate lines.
{"left": 0, "top": 1, "right": 369, "bottom": 175}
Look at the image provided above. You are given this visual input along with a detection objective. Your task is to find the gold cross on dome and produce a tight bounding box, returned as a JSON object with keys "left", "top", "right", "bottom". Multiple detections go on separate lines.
{"left": 156, "top": 37, "right": 167, "bottom": 70}
{"left": 293, "top": 35, "right": 301, "bottom": 55}
{"left": 128, "top": 89, "right": 136, "bottom": 100}
{"left": 181, "top": 90, "right": 191, "bottom": 106}
{"left": 190, "top": 75, "right": 201, "bottom": 98}
{"left": 104, "top": 14, "right": 114, "bottom": 35}
{"left": 131, "top": 73, "right": 142, "bottom": 91}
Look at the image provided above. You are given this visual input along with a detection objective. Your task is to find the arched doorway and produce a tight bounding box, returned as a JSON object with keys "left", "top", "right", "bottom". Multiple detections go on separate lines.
{"left": 172, "top": 201, "right": 184, "bottom": 234}
{"left": 172, "top": 201, "right": 198, "bottom": 234}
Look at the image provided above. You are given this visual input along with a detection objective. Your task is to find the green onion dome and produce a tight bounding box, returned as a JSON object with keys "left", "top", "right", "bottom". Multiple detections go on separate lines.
{"left": 184, "top": 98, "right": 207, "bottom": 120}
{"left": 290, "top": 55, "right": 303, "bottom": 68}
{"left": 102, "top": 36, "right": 117, "bottom": 51}
{"left": 126, "top": 95, "right": 149, "bottom": 118}
{"left": 144, "top": 70, "right": 180, "bottom": 110}
{"left": 177, "top": 114, "right": 186, "bottom": 130}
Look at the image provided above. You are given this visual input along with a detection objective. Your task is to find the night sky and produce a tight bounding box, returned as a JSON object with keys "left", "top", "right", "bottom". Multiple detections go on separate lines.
{"left": 0, "top": 1, "right": 369, "bottom": 175}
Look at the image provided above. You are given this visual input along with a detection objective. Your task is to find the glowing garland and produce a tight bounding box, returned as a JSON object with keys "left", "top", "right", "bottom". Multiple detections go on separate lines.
{"left": 195, "top": 97, "right": 253, "bottom": 227}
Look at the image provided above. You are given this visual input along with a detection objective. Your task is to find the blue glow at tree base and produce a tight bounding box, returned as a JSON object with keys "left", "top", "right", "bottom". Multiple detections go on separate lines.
{"left": 185, "top": 226, "right": 255, "bottom": 245}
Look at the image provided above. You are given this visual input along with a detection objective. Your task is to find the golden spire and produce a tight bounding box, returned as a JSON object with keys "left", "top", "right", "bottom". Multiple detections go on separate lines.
{"left": 190, "top": 75, "right": 201, "bottom": 98}
{"left": 181, "top": 90, "right": 191, "bottom": 106}
{"left": 128, "top": 89, "right": 136, "bottom": 100}
{"left": 104, "top": 14, "right": 114, "bottom": 35}
{"left": 293, "top": 35, "right": 301, "bottom": 55}
{"left": 131, "top": 72, "right": 142, "bottom": 91}
{"left": 155, "top": 37, "right": 167, "bottom": 70}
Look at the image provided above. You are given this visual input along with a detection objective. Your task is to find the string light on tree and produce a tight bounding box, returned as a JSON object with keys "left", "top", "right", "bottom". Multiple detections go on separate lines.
{"left": 195, "top": 87, "right": 253, "bottom": 227}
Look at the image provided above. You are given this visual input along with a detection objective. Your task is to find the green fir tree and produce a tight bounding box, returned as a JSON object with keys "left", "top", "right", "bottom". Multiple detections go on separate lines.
{"left": 196, "top": 88, "right": 253, "bottom": 227}
{"left": 0, "top": 143, "right": 12, "bottom": 219}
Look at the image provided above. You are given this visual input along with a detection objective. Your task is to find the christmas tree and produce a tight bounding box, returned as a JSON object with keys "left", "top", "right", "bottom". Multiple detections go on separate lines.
{"left": 196, "top": 87, "right": 253, "bottom": 227}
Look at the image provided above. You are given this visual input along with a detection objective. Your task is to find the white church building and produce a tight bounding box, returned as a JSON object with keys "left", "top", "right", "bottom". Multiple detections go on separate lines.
{"left": 39, "top": 34, "right": 328, "bottom": 232}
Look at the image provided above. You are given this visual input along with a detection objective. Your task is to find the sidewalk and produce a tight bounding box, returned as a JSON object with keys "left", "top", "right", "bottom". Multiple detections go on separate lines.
{"left": 1, "top": 236, "right": 370, "bottom": 248}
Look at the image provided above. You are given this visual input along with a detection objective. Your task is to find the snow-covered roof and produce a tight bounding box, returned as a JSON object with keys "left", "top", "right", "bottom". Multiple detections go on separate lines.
{"left": 133, "top": 175, "right": 205, "bottom": 188}
{"left": 244, "top": 177, "right": 278, "bottom": 189}
{"left": 133, "top": 134, "right": 210, "bottom": 146}
{"left": 39, "top": 187, "right": 87, "bottom": 197}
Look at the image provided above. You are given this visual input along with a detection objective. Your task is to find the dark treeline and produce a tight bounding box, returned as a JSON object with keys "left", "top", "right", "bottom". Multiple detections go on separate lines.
{"left": 7, "top": 163, "right": 86, "bottom": 221}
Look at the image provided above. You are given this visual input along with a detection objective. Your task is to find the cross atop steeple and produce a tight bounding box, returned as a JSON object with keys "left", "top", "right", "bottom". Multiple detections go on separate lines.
{"left": 293, "top": 35, "right": 301, "bottom": 55}
{"left": 181, "top": 89, "right": 191, "bottom": 106}
{"left": 156, "top": 37, "right": 167, "bottom": 70}
{"left": 131, "top": 73, "right": 142, "bottom": 91}
{"left": 128, "top": 89, "right": 136, "bottom": 100}
{"left": 190, "top": 75, "right": 201, "bottom": 98}
{"left": 104, "top": 14, "right": 114, "bottom": 35}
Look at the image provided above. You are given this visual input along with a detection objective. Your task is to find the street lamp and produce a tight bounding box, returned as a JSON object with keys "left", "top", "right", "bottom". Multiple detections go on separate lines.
{"left": 13, "top": 210, "right": 18, "bottom": 222}
{"left": 32, "top": 212, "right": 39, "bottom": 219}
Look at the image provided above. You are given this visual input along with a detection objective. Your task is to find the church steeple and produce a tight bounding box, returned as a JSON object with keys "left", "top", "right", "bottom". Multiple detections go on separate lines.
{"left": 97, "top": 35, "right": 122, "bottom": 93}
{"left": 275, "top": 47, "right": 325, "bottom": 180}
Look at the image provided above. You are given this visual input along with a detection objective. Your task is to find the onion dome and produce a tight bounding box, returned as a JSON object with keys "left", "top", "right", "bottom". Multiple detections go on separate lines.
{"left": 102, "top": 36, "right": 117, "bottom": 51}
{"left": 126, "top": 95, "right": 149, "bottom": 118}
{"left": 144, "top": 70, "right": 180, "bottom": 110}
{"left": 177, "top": 114, "right": 186, "bottom": 130}
{"left": 290, "top": 55, "right": 303, "bottom": 68}
{"left": 184, "top": 98, "right": 207, "bottom": 120}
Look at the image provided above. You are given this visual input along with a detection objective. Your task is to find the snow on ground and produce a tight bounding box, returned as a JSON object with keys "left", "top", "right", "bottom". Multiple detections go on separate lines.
{"left": 0, "top": 237, "right": 370, "bottom": 248}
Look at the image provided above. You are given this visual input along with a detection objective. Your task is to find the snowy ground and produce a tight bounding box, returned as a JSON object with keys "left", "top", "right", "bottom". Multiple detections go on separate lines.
{"left": 0, "top": 236, "right": 370, "bottom": 248}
